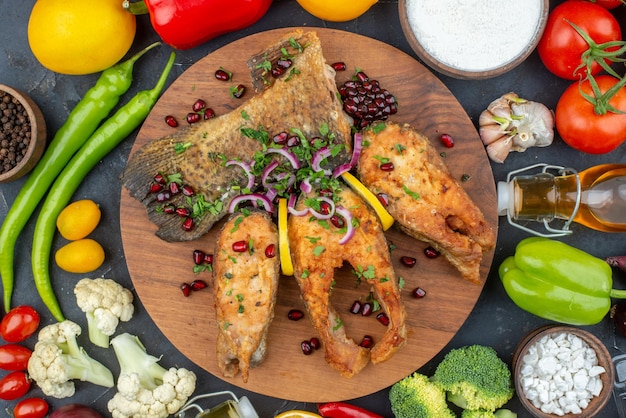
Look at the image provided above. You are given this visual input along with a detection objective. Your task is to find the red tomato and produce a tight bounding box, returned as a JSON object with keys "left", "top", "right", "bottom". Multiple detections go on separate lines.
{"left": 13, "top": 397, "right": 49, "bottom": 418}
{"left": 537, "top": 1, "right": 622, "bottom": 79}
{"left": 0, "top": 344, "right": 32, "bottom": 370}
{"left": 556, "top": 75, "right": 626, "bottom": 154}
{"left": 0, "top": 306, "right": 40, "bottom": 343}
{"left": 587, "top": 0, "right": 624, "bottom": 9}
{"left": 0, "top": 370, "right": 31, "bottom": 400}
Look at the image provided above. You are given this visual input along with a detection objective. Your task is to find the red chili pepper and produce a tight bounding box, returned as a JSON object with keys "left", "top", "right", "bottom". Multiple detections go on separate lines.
{"left": 123, "top": 0, "right": 273, "bottom": 50}
{"left": 318, "top": 402, "right": 383, "bottom": 418}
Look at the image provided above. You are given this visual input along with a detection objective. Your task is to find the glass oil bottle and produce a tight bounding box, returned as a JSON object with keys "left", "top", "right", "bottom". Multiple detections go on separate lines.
{"left": 497, "top": 163, "right": 626, "bottom": 237}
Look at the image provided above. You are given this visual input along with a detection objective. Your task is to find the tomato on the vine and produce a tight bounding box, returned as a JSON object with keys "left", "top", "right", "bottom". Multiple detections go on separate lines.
{"left": 0, "top": 344, "right": 32, "bottom": 370}
{"left": 0, "top": 370, "right": 31, "bottom": 400}
{"left": 537, "top": 1, "right": 622, "bottom": 79}
{"left": 13, "top": 397, "right": 49, "bottom": 418}
{"left": 0, "top": 306, "right": 40, "bottom": 342}
{"left": 556, "top": 75, "right": 626, "bottom": 154}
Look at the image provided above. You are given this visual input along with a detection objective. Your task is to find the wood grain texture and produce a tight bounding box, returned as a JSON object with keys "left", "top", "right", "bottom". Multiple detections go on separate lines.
{"left": 120, "top": 28, "right": 498, "bottom": 402}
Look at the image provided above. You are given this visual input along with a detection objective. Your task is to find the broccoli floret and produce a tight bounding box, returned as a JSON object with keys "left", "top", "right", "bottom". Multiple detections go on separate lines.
{"left": 461, "top": 408, "right": 517, "bottom": 418}
{"left": 389, "top": 372, "right": 456, "bottom": 418}
{"left": 432, "top": 345, "right": 514, "bottom": 412}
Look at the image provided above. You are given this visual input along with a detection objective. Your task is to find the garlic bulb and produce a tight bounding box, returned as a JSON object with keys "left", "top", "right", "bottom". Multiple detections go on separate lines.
{"left": 479, "top": 92, "right": 554, "bottom": 163}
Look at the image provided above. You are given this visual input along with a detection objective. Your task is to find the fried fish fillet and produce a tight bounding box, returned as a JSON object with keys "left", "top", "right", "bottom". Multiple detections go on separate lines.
{"left": 357, "top": 122, "right": 495, "bottom": 284}
{"left": 213, "top": 210, "right": 280, "bottom": 383}
{"left": 288, "top": 186, "right": 407, "bottom": 378}
{"left": 122, "top": 30, "right": 353, "bottom": 242}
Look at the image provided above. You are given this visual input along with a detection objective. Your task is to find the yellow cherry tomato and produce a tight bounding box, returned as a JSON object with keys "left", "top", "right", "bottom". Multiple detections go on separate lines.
{"left": 55, "top": 238, "right": 105, "bottom": 273}
{"left": 56, "top": 199, "right": 101, "bottom": 241}
{"left": 28, "top": 0, "right": 136, "bottom": 75}
{"left": 275, "top": 411, "right": 322, "bottom": 418}
{"left": 295, "top": 0, "right": 377, "bottom": 22}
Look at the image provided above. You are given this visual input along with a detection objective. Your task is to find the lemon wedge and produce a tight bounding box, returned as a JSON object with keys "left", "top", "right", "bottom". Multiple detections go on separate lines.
{"left": 278, "top": 198, "right": 294, "bottom": 276}
{"left": 275, "top": 411, "right": 322, "bottom": 418}
{"left": 341, "top": 172, "right": 394, "bottom": 230}
{"left": 295, "top": 0, "right": 377, "bottom": 22}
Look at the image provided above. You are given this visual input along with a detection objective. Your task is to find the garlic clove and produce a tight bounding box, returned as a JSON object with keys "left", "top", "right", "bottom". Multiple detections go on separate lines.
{"left": 479, "top": 124, "right": 510, "bottom": 146}
{"left": 486, "top": 135, "right": 513, "bottom": 163}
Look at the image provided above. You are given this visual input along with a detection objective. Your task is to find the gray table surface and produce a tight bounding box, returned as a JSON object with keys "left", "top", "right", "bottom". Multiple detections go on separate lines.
{"left": 2, "top": 1, "right": 626, "bottom": 416}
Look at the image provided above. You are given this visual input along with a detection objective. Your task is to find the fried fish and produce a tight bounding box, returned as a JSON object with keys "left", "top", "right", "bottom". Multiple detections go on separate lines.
{"left": 357, "top": 122, "right": 496, "bottom": 284}
{"left": 213, "top": 210, "right": 280, "bottom": 383}
{"left": 122, "top": 30, "right": 353, "bottom": 242}
{"left": 288, "top": 185, "right": 407, "bottom": 378}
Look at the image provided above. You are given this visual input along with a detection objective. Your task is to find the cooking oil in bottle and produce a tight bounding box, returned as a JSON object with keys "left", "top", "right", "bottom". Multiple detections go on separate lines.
{"left": 497, "top": 163, "right": 626, "bottom": 236}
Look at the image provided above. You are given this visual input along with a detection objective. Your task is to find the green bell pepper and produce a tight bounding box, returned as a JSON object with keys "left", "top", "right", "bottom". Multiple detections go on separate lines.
{"left": 498, "top": 237, "right": 626, "bottom": 325}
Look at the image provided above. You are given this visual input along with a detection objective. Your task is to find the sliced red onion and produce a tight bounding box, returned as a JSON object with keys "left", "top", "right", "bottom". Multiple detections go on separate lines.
{"left": 333, "top": 132, "right": 363, "bottom": 177}
{"left": 336, "top": 206, "right": 355, "bottom": 244}
{"left": 300, "top": 177, "right": 313, "bottom": 193}
{"left": 261, "top": 160, "right": 280, "bottom": 189}
{"left": 276, "top": 172, "right": 296, "bottom": 190}
{"left": 308, "top": 196, "right": 335, "bottom": 220}
{"left": 228, "top": 193, "right": 274, "bottom": 214}
{"left": 265, "top": 186, "right": 278, "bottom": 202}
{"left": 311, "top": 147, "right": 332, "bottom": 175}
{"left": 267, "top": 147, "right": 301, "bottom": 169}
{"left": 287, "top": 193, "right": 309, "bottom": 216}
{"left": 226, "top": 159, "right": 255, "bottom": 191}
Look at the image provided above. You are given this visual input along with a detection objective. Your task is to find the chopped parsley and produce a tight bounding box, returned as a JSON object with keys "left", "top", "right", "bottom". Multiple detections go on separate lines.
{"left": 174, "top": 142, "right": 192, "bottom": 154}
{"left": 402, "top": 185, "right": 420, "bottom": 200}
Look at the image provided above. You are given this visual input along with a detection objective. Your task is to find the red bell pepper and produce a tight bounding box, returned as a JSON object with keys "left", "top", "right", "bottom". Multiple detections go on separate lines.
{"left": 318, "top": 402, "right": 383, "bottom": 418}
{"left": 123, "top": 0, "right": 273, "bottom": 50}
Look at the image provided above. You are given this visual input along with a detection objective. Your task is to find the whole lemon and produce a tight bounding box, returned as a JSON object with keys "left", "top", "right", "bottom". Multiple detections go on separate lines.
{"left": 296, "top": 0, "right": 377, "bottom": 22}
{"left": 56, "top": 199, "right": 101, "bottom": 241}
{"left": 28, "top": 0, "right": 136, "bottom": 75}
{"left": 55, "top": 238, "right": 105, "bottom": 273}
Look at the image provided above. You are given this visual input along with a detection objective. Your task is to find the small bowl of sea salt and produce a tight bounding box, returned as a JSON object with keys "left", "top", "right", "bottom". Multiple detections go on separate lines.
{"left": 512, "top": 325, "right": 614, "bottom": 418}
{"left": 399, "top": 0, "right": 549, "bottom": 79}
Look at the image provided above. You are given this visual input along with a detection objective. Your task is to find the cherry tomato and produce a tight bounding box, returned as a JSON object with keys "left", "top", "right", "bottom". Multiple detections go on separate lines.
{"left": 0, "top": 371, "right": 31, "bottom": 400}
{"left": 587, "top": 0, "right": 624, "bottom": 9}
{"left": 0, "top": 306, "right": 40, "bottom": 343}
{"left": 555, "top": 75, "right": 626, "bottom": 154}
{"left": 0, "top": 344, "right": 32, "bottom": 370}
{"left": 537, "top": 1, "right": 622, "bottom": 79}
{"left": 13, "top": 397, "right": 49, "bottom": 418}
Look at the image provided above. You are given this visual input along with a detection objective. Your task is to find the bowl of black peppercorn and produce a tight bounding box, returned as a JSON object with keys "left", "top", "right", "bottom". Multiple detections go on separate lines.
{"left": 0, "top": 84, "right": 47, "bottom": 183}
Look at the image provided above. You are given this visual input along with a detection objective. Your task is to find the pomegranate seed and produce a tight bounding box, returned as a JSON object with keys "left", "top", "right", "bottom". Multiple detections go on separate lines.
{"left": 359, "top": 335, "right": 374, "bottom": 348}
{"left": 169, "top": 182, "right": 180, "bottom": 195}
{"left": 271, "top": 66, "right": 285, "bottom": 78}
{"left": 330, "top": 215, "right": 345, "bottom": 229}
{"left": 424, "top": 246, "right": 440, "bottom": 258}
{"left": 379, "top": 162, "right": 394, "bottom": 172}
{"left": 204, "top": 253, "right": 214, "bottom": 264}
{"left": 440, "top": 133, "right": 454, "bottom": 148}
{"left": 156, "top": 191, "right": 171, "bottom": 202}
{"left": 349, "top": 300, "right": 362, "bottom": 315}
{"left": 277, "top": 58, "right": 292, "bottom": 69}
{"left": 186, "top": 112, "right": 201, "bottom": 124}
{"left": 355, "top": 71, "right": 369, "bottom": 82}
{"left": 193, "top": 249, "right": 206, "bottom": 265}
{"left": 182, "top": 217, "right": 194, "bottom": 231}
{"left": 215, "top": 68, "right": 232, "bottom": 81}
{"left": 203, "top": 108, "right": 216, "bottom": 119}
{"left": 150, "top": 183, "right": 163, "bottom": 193}
{"left": 265, "top": 243, "right": 276, "bottom": 258}
{"left": 164, "top": 115, "right": 178, "bottom": 127}
{"left": 400, "top": 256, "right": 417, "bottom": 268}
{"left": 318, "top": 188, "right": 333, "bottom": 197}
{"left": 192, "top": 99, "right": 206, "bottom": 112}
{"left": 376, "top": 312, "right": 390, "bottom": 326}
{"left": 412, "top": 287, "right": 426, "bottom": 298}
{"left": 230, "top": 84, "right": 245, "bottom": 99}
{"left": 319, "top": 201, "right": 332, "bottom": 215}
{"left": 288, "top": 309, "right": 305, "bottom": 321}
{"left": 273, "top": 131, "right": 288, "bottom": 145}
{"left": 162, "top": 204, "right": 176, "bottom": 214}
{"left": 377, "top": 193, "right": 389, "bottom": 207}
{"left": 309, "top": 337, "right": 321, "bottom": 350}
{"left": 301, "top": 340, "right": 313, "bottom": 355}
{"left": 180, "top": 283, "right": 191, "bottom": 297}
{"left": 175, "top": 207, "right": 190, "bottom": 217}
{"left": 361, "top": 302, "right": 373, "bottom": 317}
{"left": 232, "top": 240, "right": 247, "bottom": 252}
{"left": 154, "top": 173, "right": 166, "bottom": 184}
{"left": 190, "top": 279, "right": 207, "bottom": 291}
{"left": 182, "top": 184, "right": 195, "bottom": 196}
{"left": 286, "top": 135, "right": 300, "bottom": 147}
{"left": 331, "top": 61, "right": 347, "bottom": 71}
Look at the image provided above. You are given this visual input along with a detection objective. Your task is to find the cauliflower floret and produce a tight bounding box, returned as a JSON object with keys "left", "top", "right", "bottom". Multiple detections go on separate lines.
{"left": 74, "top": 277, "right": 134, "bottom": 347}
{"left": 27, "top": 320, "right": 114, "bottom": 398}
{"left": 107, "top": 333, "right": 196, "bottom": 418}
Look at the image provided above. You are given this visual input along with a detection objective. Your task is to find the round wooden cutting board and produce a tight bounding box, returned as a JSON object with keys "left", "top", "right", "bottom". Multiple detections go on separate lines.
{"left": 120, "top": 28, "right": 498, "bottom": 402}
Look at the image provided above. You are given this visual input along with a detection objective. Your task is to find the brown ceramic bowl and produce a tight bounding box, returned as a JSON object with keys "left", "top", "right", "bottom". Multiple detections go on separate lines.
{"left": 399, "top": 0, "right": 549, "bottom": 79}
{"left": 0, "top": 84, "right": 47, "bottom": 183}
{"left": 512, "top": 325, "right": 614, "bottom": 418}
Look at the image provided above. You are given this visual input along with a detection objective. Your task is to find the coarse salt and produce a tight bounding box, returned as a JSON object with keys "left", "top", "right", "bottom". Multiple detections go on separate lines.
{"left": 405, "top": 0, "right": 544, "bottom": 71}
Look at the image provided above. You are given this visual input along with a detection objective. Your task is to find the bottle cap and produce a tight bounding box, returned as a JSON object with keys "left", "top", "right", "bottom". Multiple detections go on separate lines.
{"left": 497, "top": 181, "right": 513, "bottom": 216}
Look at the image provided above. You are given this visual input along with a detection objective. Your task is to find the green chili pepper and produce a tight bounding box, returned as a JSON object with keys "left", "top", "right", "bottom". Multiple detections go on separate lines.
{"left": 30, "top": 51, "right": 176, "bottom": 321}
{"left": 498, "top": 237, "right": 626, "bottom": 325}
{"left": 0, "top": 43, "right": 160, "bottom": 314}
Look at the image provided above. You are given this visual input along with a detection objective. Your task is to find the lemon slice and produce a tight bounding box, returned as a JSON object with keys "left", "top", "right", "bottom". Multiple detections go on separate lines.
{"left": 275, "top": 411, "right": 322, "bottom": 418}
{"left": 278, "top": 198, "right": 294, "bottom": 276}
{"left": 295, "top": 0, "right": 377, "bottom": 22}
{"left": 341, "top": 172, "right": 394, "bottom": 230}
